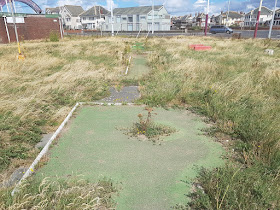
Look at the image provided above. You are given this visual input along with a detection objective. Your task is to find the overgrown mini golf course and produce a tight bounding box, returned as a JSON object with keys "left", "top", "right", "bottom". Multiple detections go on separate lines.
{"left": 37, "top": 106, "right": 224, "bottom": 209}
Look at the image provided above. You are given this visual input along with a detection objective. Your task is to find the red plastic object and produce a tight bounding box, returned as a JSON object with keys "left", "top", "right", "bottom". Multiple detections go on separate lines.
{"left": 189, "top": 44, "right": 204, "bottom": 49}
{"left": 194, "top": 46, "right": 212, "bottom": 51}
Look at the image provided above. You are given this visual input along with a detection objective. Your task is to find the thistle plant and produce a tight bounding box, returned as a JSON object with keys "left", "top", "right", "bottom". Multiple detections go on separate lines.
{"left": 129, "top": 107, "right": 176, "bottom": 142}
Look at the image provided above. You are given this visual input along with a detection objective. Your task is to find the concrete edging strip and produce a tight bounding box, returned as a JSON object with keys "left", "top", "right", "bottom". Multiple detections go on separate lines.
{"left": 11, "top": 102, "right": 80, "bottom": 196}
{"left": 11, "top": 102, "right": 135, "bottom": 196}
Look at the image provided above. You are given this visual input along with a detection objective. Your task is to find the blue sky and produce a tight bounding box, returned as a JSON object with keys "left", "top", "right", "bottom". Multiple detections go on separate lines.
{"left": 2, "top": 0, "right": 279, "bottom": 16}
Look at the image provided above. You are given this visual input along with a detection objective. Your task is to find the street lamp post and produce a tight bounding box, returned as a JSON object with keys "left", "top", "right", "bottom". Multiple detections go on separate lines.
{"left": 226, "top": 0, "right": 230, "bottom": 26}
{"left": 268, "top": 0, "right": 277, "bottom": 39}
{"left": 152, "top": 0, "right": 154, "bottom": 34}
{"left": 204, "top": 0, "right": 209, "bottom": 36}
{"left": 111, "top": 0, "right": 114, "bottom": 36}
{"left": 254, "top": 0, "right": 263, "bottom": 38}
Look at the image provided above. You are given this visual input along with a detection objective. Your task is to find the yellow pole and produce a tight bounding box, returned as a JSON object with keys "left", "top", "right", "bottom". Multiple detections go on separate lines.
{"left": 9, "top": 0, "right": 24, "bottom": 60}
{"left": 17, "top": 42, "right": 21, "bottom": 54}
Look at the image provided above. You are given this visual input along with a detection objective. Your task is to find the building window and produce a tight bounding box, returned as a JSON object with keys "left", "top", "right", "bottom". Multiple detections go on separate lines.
{"left": 122, "top": 17, "right": 127, "bottom": 21}
{"left": 128, "top": 16, "right": 133, "bottom": 23}
{"left": 89, "top": 17, "right": 94, "bottom": 20}
{"left": 83, "top": 17, "right": 86, "bottom": 20}
{"left": 117, "top": 16, "right": 121, "bottom": 23}
{"left": 76, "top": 19, "right": 79, "bottom": 23}
{"left": 140, "top": 16, "right": 146, "bottom": 20}
{"left": 66, "top": 18, "right": 70, "bottom": 22}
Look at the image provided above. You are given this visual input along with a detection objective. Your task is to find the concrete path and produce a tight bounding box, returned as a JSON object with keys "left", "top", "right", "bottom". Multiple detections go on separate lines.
{"left": 98, "top": 86, "right": 140, "bottom": 103}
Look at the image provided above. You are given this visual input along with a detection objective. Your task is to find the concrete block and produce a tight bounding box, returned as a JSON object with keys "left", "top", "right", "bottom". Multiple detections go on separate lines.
{"left": 189, "top": 44, "right": 204, "bottom": 49}
{"left": 265, "top": 49, "right": 274, "bottom": 55}
{"left": 194, "top": 46, "right": 212, "bottom": 51}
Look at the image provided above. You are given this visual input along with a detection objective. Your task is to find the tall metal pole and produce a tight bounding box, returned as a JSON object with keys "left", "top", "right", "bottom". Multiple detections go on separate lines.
{"left": 204, "top": 0, "right": 209, "bottom": 36}
{"left": 5, "top": 0, "right": 10, "bottom": 12}
{"left": 111, "top": 0, "right": 114, "bottom": 36}
{"left": 9, "top": 0, "right": 24, "bottom": 59}
{"left": 59, "top": 17, "right": 64, "bottom": 40}
{"left": 226, "top": 0, "right": 230, "bottom": 26}
{"left": 268, "top": 0, "right": 277, "bottom": 39}
{"left": 3, "top": 16, "right": 11, "bottom": 43}
{"left": 12, "top": 0, "right": 16, "bottom": 13}
{"left": 9, "top": 0, "right": 19, "bottom": 43}
{"left": 254, "top": 0, "right": 263, "bottom": 38}
{"left": 152, "top": 0, "right": 154, "bottom": 34}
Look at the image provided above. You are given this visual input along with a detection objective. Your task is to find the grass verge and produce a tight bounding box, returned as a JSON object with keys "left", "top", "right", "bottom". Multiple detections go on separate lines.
{"left": 140, "top": 36, "right": 280, "bottom": 208}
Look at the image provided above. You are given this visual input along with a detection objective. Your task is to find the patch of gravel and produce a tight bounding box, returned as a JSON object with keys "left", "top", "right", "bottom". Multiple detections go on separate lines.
{"left": 98, "top": 86, "right": 140, "bottom": 103}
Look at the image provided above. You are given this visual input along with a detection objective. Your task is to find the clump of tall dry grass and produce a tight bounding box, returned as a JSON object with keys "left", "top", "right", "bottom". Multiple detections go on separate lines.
{"left": 0, "top": 36, "right": 135, "bottom": 179}
{"left": 141, "top": 36, "right": 280, "bottom": 208}
{"left": 0, "top": 176, "right": 117, "bottom": 209}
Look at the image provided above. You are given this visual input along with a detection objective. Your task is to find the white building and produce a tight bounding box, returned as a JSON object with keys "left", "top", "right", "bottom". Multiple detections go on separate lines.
{"left": 104, "top": 5, "right": 171, "bottom": 32}
{"left": 267, "top": 9, "right": 280, "bottom": 26}
{"left": 244, "top": 6, "right": 272, "bottom": 27}
{"left": 45, "top": 7, "right": 59, "bottom": 15}
{"left": 79, "top": 6, "right": 109, "bottom": 30}
{"left": 215, "top": 11, "right": 244, "bottom": 27}
{"left": 46, "top": 5, "right": 84, "bottom": 30}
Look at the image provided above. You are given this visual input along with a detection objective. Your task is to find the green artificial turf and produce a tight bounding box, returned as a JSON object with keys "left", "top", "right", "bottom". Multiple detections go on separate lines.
{"left": 37, "top": 106, "right": 224, "bottom": 209}
{"left": 127, "top": 55, "right": 150, "bottom": 79}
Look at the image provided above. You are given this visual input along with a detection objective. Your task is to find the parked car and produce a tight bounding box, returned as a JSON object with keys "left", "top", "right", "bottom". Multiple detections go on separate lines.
{"left": 210, "top": 25, "right": 233, "bottom": 34}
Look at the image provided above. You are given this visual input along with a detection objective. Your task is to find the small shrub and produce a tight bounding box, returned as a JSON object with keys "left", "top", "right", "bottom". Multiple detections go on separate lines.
{"left": 125, "top": 107, "right": 176, "bottom": 143}
{"left": 0, "top": 145, "right": 28, "bottom": 172}
{"left": 188, "top": 164, "right": 280, "bottom": 209}
{"left": 49, "top": 31, "right": 59, "bottom": 42}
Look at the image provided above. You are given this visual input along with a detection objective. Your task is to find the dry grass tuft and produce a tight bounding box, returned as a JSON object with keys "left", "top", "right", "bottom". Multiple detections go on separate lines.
{"left": 0, "top": 176, "right": 117, "bottom": 209}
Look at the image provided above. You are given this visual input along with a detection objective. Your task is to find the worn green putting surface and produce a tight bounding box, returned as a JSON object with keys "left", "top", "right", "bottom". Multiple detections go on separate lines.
{"left": 128, "top": 54, "right": 150, "bottom": 79}
{"left": 38, "top": 106, "right": 224, "bottom": 209}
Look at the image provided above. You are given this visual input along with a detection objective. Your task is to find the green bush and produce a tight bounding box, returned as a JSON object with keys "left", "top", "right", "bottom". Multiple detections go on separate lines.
{"left": 49, "top": 31, "right": 59, "bottom": 42}
{"left": 0, "top": 145, "right": 28, "bottom": 172}
{"left": 188, "top": 164, "right": 280, "bottom": 209}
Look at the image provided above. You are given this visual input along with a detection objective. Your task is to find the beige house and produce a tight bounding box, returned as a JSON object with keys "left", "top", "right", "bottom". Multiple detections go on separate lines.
{"left": 79, "top": 6, "right": 109, "bottom": 30}
{"left": 215, "top": 11, "right": 244, "bottom": 27}
{"left": 244, "top": 6, "right": 272, "bottom": 27}
{"left": 46, "top": 5, "right": 84, "bottom": 30}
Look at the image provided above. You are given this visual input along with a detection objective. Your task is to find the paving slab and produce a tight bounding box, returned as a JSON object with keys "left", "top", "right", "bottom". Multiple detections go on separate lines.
{"left": 1, "top": 167, "right": 28, "bottom": 188}
{"left": 37, "top": 106, "right": 224, "bottom": 210}
{"left": 36, "top": 133, "right": 55, "bottom": 148}
{"left": 98, "top": 86, "right": 140, "bottom": 103}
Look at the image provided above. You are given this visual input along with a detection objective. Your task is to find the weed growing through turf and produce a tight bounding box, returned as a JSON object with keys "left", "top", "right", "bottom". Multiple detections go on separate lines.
{"left": 49, "top": 31, "right": 59, "bottom": 42}
{"left": 127, "top": 107, "right": 176, "bottom": 143}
